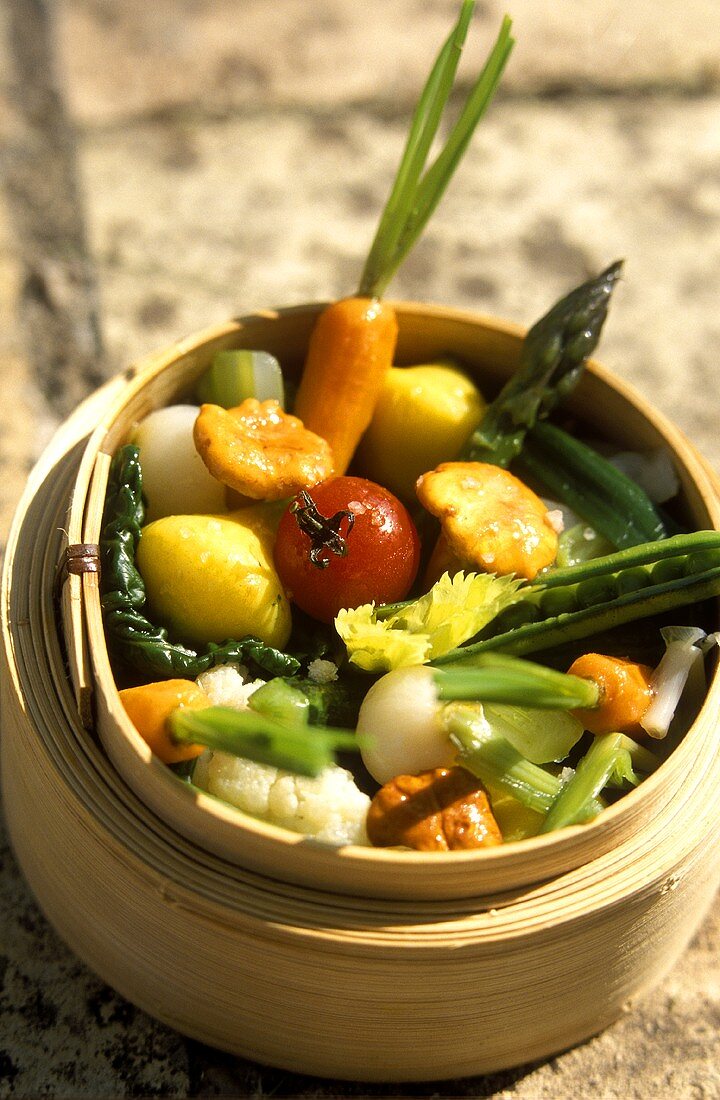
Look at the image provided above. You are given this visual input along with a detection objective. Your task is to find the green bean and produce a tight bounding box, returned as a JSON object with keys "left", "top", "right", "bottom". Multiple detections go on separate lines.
{"left": 433, "top": 532, "right": 720, "bottom": 663}
{"left": 519, "top": 421, "right": 667, "bottom": 548}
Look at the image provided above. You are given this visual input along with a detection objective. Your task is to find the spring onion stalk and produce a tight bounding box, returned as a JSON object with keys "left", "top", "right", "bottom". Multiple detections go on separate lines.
{"left": 445, "top": 703, "right": 601, "bottom": 816}
{"left": 197, "top": 349, "right": 284, "bottom": 407}
{"left": 169, "top": 706, "right": 360, "bottom": 778}
{"left": 434, "top": 653, "right": 600, "bottom": 709}
{"left": 358, "top": 6, "right": 514, "bottom": 298}
{"left": 540, "top": 732, "right": 659, "bottom": 833}
{"left": 640, "top": 626, "right": 707, "bottom": 739}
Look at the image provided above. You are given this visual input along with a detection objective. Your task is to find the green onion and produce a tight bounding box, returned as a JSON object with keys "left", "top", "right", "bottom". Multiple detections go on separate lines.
{"left": 520, "top": 421, "right": 667, "bottom": 549}
{"left": 197, "top": 349, "right": 284, "bottom": 407}
{"left": 357, "top": 5, "right": 514, "bottom": 298}
{"left": 169, "top": 706, "right": 360, "bottom": 778}
{"left": 640, "top": 626, "right": 707, "bottom": 739}
{"left": 540, "top": 732, "right": 659, "bottom": 833}
{"left": 434, "top": 653, "right": 600, "bottom": 709}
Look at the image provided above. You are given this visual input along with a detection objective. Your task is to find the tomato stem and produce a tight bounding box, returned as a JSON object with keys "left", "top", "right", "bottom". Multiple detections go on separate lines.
{"left": 290, "top": 490, "right": 355, "bottom": 569}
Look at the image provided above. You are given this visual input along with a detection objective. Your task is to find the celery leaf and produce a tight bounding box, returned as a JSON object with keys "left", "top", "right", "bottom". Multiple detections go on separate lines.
{"left": 335, "top": 571, "right": 525, "bottom": 673}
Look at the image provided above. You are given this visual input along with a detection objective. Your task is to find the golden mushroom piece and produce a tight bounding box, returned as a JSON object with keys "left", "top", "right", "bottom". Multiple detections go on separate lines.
{"left": 367, "top": 766, "right": 503, "bottom": 851}
{"left": 416, "top": 460, "right": 559, "bottom": 581}
{"left": 194, "top": 398, "right": 335, "bottom": 501}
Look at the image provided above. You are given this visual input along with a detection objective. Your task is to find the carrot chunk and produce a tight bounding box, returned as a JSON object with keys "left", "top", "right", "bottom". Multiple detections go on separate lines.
{"left": 568, "top": 653, "right": 654, "bottom": 735}
{"left": 119, "top": 679, "right": 211, "bottom": 764}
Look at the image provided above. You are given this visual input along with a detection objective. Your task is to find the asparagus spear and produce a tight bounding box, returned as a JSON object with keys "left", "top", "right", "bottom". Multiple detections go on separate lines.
{"left": 461, "top": 260, "right": 623, "bottom": 467}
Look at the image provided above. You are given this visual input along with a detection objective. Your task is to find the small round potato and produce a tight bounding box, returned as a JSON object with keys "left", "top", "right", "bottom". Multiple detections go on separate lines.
{"left": 136, "top": 506, "right": 291, "bottom": 649}
{"left": 357, "top": 361, "right": 486, "bottom": 500}
{"left": 131, "top": 404, "right": 227, "bottom": 521}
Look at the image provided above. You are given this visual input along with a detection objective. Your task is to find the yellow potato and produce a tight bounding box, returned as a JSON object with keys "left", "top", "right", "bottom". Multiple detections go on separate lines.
{"left": 136, "top": 505, "right": 291, "bottom": 648}
{"left": 357, "top": 360, "right": 486, "bottom": 499}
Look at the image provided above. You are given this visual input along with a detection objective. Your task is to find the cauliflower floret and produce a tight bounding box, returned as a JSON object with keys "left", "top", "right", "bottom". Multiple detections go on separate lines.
{"left": 198, "top": 752, "right": 370, "bottom": 846}
{"left": 193, "top": 663, "right": 370, "bottom": 845}
{"left": 307, "top": 658, "right": 338, "bottom": 684}
{"left": 196, "top": 663, "right": 265, "bottom": 708}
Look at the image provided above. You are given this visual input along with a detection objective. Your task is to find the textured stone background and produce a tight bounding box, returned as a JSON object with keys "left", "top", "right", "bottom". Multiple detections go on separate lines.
{"left": 1, "top": 1, "right": 720, "bottom": 1096}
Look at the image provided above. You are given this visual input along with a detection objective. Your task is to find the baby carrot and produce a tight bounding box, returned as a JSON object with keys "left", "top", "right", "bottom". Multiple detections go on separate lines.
{"left": 119, "top": 679, "right": 211, "bottom": 764}
{"left": 293, "top": 298, "right": 398, "bottom": 475}
{"left": 567, "top": 653, "right": 655, "bottom": 736}
{"left": 293, "top": 6, "right": 513, "bottom": 474}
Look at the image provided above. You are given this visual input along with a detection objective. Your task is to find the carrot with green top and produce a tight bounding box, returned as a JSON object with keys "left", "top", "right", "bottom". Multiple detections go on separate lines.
{"left": 293, "top": 3, "right": 514, "bottom": 473}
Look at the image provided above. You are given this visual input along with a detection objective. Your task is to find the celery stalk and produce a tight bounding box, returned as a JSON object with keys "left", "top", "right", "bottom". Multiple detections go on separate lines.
{"left": 447, "top": 704, "right": 575, "bottom": 814}
{"left": 540, "top": 732, "right": 658, "bottom": 833}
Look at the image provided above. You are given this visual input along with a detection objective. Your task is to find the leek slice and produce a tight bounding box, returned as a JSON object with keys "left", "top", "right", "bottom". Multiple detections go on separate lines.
{"left": 197, "top": 349, "right": 284, "bottom": 407}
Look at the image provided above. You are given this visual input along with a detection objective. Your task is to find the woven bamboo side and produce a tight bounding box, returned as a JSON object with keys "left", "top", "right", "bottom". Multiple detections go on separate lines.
{"left": 67, "top": 304, "right": 720, "bottom": 899}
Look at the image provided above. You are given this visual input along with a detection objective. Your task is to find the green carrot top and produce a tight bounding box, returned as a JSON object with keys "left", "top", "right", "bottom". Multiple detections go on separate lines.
{"left": 358, "top": 3, "right": 514, "bottom": 298}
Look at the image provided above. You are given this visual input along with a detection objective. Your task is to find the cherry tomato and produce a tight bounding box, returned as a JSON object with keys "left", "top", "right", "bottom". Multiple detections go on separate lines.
{"left": 274, "top": 476, "right": 421, "bottom": 623}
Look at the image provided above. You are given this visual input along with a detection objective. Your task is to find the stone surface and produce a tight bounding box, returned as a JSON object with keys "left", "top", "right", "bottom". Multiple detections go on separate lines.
{"left": 2, "top": 0, "right": 720, "bottom": 1096}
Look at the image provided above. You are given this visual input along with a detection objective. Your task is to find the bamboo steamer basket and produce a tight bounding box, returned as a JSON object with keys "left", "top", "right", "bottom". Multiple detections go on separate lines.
{"left": 3, "top": 302, "right": 720, "bottom": 1081}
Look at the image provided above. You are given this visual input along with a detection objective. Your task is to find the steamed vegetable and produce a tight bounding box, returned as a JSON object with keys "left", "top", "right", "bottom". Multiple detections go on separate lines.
{"left": 194, "top": 398, "right": 334, "bottom": 501}
{"left": 137, "top": 508, "right": 291, "bottom": 649}
{"left": 521, "top": 421, "right": 668, "bottom": 549}
{"left": 100, "top": 445, "right": 299, "bottom": 679}
{"left": 293, "top": 6, "right": 513, "bottom": 474}
{"left": 357, "top": 360, "right": 486, "bottom": 499}
{"left": 197, "top": 349, "right": 284, "bottom": 408}
{"left": 131, "top": 405, "right": 227, "bottom": 521}
{"left": 447, "top": 703, "right": 601, "bottom": 817}
{"left": 416, "top": 461, "right": 559, "bottom": 580}
{"left": 567, "top": 653, "right": 654, "bottom": 735}
{"left": 274, "top": 476, "right": 421, "bottom": 623}
{"left": 194, "top": 750, "right": 370, "bottom": 844}
{"left": 170, "top": 705, "right": 359, "bottom": 778}
{"left": 435, "top": 532, "right": 720, "bottom": 662}
{"left": 366, "top": 765, "right": 502, "bottom": 850}
{"left": 540, "top": 732, "right": 659, "bottom": 833}
{"left": 460, "top": 261, "right": 623, "bottom": 467}
{"left": 357, "top": 658, "right": 599, "bottom": 786}
{"left": 640, "top": 626, "right": 707, "bottom": 739}
{"left": 336, "top": 569, "right": 524, "bottom": 672}
{"left": 356, "top": 665, "right": 454, "bottom": 784}
{"left": 119, "top": 679, "right": 210, "bottom": 764}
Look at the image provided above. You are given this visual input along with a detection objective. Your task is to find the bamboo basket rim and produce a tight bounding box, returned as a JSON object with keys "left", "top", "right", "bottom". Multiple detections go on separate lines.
{"left": 52, "top": 300, "right": 720, "bottom": 897}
